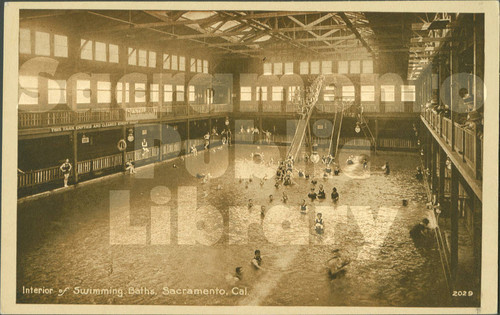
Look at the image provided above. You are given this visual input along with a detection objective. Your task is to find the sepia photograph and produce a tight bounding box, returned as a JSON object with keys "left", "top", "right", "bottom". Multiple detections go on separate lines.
{"left": 2, "top": 1, "right": 499, "bottom": 314}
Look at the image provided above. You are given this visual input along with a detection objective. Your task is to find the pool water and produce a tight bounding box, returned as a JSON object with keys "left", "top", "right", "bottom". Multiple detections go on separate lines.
{"left": 17, "top": 144, "right": 449, "bottom": 306}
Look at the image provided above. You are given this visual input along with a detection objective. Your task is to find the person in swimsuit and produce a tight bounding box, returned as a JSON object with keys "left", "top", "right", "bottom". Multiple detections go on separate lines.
{"left": 315, "top": 213, "right": 324, "bottom": 234}
{"left": 60, "top": 159, "right": 72, "bottom": 187}
{"left": 252, "top": 250, "right": 263, "bottom": 270}
{"left": 331, "top": 187, "right": 339, "bottom": 202}
{"left": 300, "top": 199, "right": 307, "bottom": 214}
{"left": 308, "top": 188, "right": 317, "bottom": 201}
{"left": 282, "top": 192, "right": 288, "bottom": 203}
{"left": 317, "top": 184, "right": 326, "bottom": 199}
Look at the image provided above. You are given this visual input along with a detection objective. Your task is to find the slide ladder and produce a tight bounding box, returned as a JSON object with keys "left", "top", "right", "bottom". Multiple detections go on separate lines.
{"left": 286, "top": 75, "right": 325, "bottom": 161}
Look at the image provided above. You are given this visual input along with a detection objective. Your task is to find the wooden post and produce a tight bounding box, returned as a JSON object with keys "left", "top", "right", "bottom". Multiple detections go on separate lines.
{"left": 72, "top": 130, "right": 78, "bottom": 184}
{"left": 374, "top": 119, "right": 378, "bottom": 154}
{"left": 450, "top": 164, "right": 459, "bottom": 283}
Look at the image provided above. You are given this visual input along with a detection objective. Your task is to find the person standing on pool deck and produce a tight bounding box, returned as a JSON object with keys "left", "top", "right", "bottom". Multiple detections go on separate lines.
{"left": 204, "top": 132, "right": 210, "bottom": 150}
{"left": 60, "top": 159, "right": 72, "bottom": 187}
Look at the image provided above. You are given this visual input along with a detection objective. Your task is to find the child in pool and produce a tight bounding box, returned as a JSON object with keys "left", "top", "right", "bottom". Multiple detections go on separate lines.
{"left": 248, "top": 199, "right": 253, "bottom": 209}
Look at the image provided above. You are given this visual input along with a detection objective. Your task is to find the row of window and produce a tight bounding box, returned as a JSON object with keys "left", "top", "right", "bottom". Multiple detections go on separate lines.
{"left": 20, "top": 29, "right": 68, "bottom": 57}
{"left": 20, "top": 29, "right": 210, "bottom": 72}
{"left": 263, "top": 60, "right": 374, "bottom": 76}
{"left": 81, "top": 39, "right": 119, "bottom": 63}
{"left": 19, "top": 76, "right": 212, "bottom": 105}
{"left": 240, "top": 85, "right": 416, "bottom": 102}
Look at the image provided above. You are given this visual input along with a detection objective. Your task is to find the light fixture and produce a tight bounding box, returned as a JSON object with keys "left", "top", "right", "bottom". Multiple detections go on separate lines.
{"left": 225, "top": 117, "right": 230, "bottom": 126}
{"left": 354, "top": 122, "right": 361, "bottom": 134}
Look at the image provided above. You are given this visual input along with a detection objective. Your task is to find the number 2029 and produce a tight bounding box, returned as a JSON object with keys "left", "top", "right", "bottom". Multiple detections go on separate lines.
{"left": 452, "top": 290, "right": 473, "bottom": 297}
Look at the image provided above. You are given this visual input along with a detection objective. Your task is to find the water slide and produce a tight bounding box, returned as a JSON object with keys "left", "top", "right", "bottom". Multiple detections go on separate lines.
{"left": 286, "top": 75, "right": 325, "bottom": 161}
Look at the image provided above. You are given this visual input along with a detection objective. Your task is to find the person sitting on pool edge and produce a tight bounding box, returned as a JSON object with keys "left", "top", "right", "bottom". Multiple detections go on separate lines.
{"left": 308, "top": 188, "right": 317, "bottom": 201}
{"left": 125, "top": 160, "right": 136, "bottom": 174}
{"left": 252, "top": 250, "right": 263, "bottom": 270}
{"left": 317, "top": 184, "right": 326, "bottom": 199}
{"left": 331, "top": 187, "right": 339, "bottom": 202}
{"left": 315, "top": 213, "right": 324, "bottom": 234}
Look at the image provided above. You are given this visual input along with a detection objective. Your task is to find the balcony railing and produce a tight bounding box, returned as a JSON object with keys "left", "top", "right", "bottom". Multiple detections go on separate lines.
{"left": 19, "top": 103, "right": 232, "bottom": 129}
{"left": 18, "top": 165, "right": 65, "bottom": 188}
{"left": 422, "top": 108, "right": 482, "bottom": 179}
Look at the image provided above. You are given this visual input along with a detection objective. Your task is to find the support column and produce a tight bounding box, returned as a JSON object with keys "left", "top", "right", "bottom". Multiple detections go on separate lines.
{"left": 438, "top": 147, "right": 446, "bottom": 205}
{"left": 158, "top": 123, "right": 163, "bottom": 162}
{"left": 121, "top": 126, "right": 127, "bottom": 169}
{"left": 374, "top": 119, "right": 378, "bottom": 154}
{"left": 187, "top": 120, "right": 191, "bottom": 153}
{"left": 450, "top": 164, "right": 459, "bottom": 282}
{"left": 259, "top": 117, "right": 263, "bottom": 144}
{"left": 72, "top": 130, "right": 78, "bottom": 184}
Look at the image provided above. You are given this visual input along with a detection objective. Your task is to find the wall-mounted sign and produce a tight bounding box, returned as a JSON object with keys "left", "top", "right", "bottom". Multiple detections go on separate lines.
{"left": 127, "top": 129, "right": 135, "bottom": 142}
{"left": 142, "top": 129, "right": 148, "bottom": 135}
{"left": 81, "top": 135, "right": 89, "bottom": 144}
{"left": 50, "top": 121, "right": 139, "bottom": 133}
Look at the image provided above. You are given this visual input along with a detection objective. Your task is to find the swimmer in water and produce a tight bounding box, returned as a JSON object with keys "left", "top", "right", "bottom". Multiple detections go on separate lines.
{"left": 252, "top": 250, "right": 263, "bottom": 270}
{"left": 269, "top": 194, "right": 274, "bottom": 203}
{"left": 248, "top": 199, "right": 253, "bottom": 209}
{"left": 300, "top": 199, "right": 307, "bottom": 214}
{"left": 308, "top": 188, "right": 317, "bottom": 201}
{"left": 282, "top": 192, "right": 288, "bottom": 203}
{"left": 261, "top": 205, "right": 266, "bottom": 218}
{"left": 363, "top": 158, "right": 368, "bottom": 169}
{"left": 331, "top": 187, "right": 339, "bottom": 202}
{"left": 298, "top": 169, "right": 304, "bottom": 178}
{"left": 383, "top": 161, "right": 390, "bottom": 175}
{"left": 315, "top": 213, "right": 324, "bottom": 234}
{"left": 334, "top": 165, "right": 340, "bottom": 176}
{"left": 346, "top": 155, "right": 354, "bottom": 165}
{"left": 317, "top": 184, "right": 326, "bottom": 199}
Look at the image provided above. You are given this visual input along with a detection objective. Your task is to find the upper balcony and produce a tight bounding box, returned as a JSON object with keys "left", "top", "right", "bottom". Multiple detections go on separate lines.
{"left": 421, "top": 108, "right": 483, "bottom": 198}
{"left": 18, "top": 103, "right": 232, "bottom": 132}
